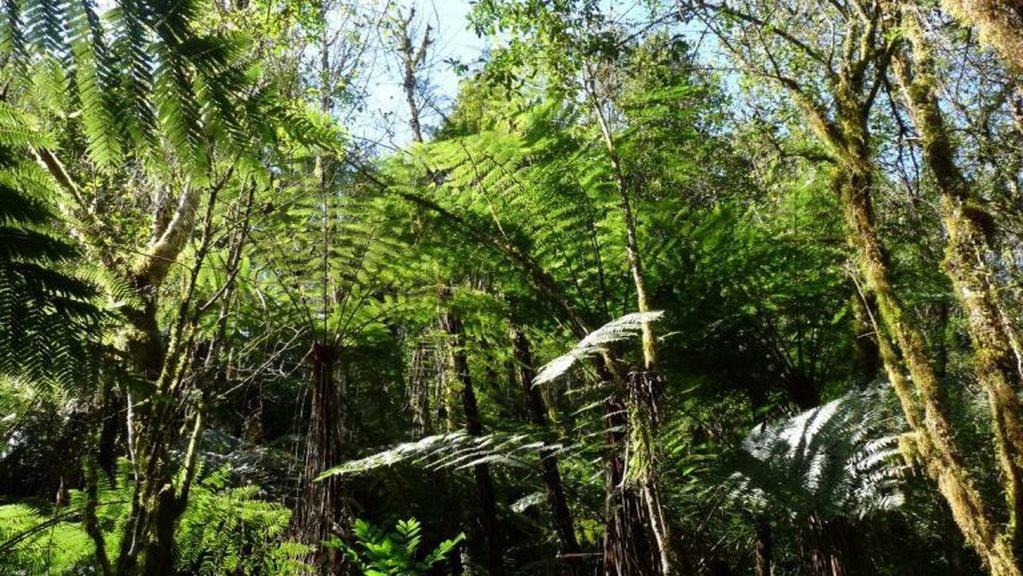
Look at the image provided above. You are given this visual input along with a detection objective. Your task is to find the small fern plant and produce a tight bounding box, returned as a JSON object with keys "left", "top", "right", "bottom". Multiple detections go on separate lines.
{"left": 324, "top": 517, "right": 464, "bottom": 576}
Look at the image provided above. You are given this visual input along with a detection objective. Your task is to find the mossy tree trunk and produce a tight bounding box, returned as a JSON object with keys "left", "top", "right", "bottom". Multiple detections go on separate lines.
{"left": 110, "top": 169, "right": 245, "bottom": 576}
{"left": 834, "top": 113, "right": 1020, "bottom": 576}
{"left": 888, "top": 3, "right": 1023, "bottom": 556}
{"left": 700, "top": 1, "right": 1021, "bottom": 571}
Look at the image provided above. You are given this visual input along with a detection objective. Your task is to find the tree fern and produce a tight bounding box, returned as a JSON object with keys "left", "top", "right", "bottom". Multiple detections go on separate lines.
{"left": 726, "top": 387, "right": 906, "bottom": 520}
{"left": 396, "top": 101, "right": 628, "bottom": 326}
{"left": 0, "top": 105, "right": 101, "bottom": 392}
{"left": 533, "top": 311, "right": 664, "bottom": 385}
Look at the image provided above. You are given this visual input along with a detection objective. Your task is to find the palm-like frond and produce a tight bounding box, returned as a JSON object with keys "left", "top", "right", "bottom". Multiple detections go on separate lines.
{"left": 726, "top": 387, "right": 905, "bottom": 520}
{"left": 2, "top": 0, "right": 274, "bottom": 176}
{"left": 395, "top": 104, "right": 628, "bottom": 323}
{"left": 0, "top": 106, "right": 101, "bottom": 391}
{"left": 534, "top": 311, "right": 664, "bottom": 385}
{"left": 317, "top": 430, "right": 564, "bottom": 480}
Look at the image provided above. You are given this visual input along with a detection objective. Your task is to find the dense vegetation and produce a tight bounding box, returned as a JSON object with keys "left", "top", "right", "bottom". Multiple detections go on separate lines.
{"left": 2, "top": 0, "right": 1023, "bottom": 574}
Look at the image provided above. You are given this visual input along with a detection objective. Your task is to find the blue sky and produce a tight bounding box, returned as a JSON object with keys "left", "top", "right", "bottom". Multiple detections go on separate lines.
{"left": 350, "top": 0, "right": 486, "bottom": 149}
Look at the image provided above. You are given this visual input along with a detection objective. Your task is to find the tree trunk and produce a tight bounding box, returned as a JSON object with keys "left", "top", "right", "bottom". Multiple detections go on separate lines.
{"left": 939, "top": 0, "right": 1023, "bottom": 71}
{"left": 290, "top": 342, "right": 349, "bottom": 574}
{"left": 838, "top": 160, "right": 1019, "bottom": 576}
{"left": 890, "top": 9, "right": 1023, "bottom": 551}
{"left": 510, "top": 322, "right": 582, "bottom": 574}
{"left": 83, "top": 385, "right": 113, "bottom": 576}
{"left": 116, "top": 402, "right": 183, "bottom": 576}
{"left": 804, "top": 515, "right": 866, "bottom": 576}
{"left": 588, "top": 71, "right": 675, "bottom": 576}
{"left": 440, "top": 299, "right": 505, "bottom": 576}
{"left": 116, "top": 291, "right": 178, "bottom": 576}
{"left": 754, "top": 517, "right": 772, "bottom": 576}
{"left": 395, "top": 8, "right": 432, "bottom": 145}
{"left": 757, "top": 25, "right": 1019, "bottom": 570}
{"left": 116, "top": 176, "right": 235, "bottom": 575}
{"left": 602, "top": 392, "right": 661, "bottom": 576}
{"left": 850, "top": 293, "right": 881, "bottom": 385}
{"left": 408, "top": 343, "right": 434, "bottom": 439}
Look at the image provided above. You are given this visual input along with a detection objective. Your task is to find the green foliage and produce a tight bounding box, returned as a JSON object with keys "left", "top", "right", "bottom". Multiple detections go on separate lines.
{"left": 0, "top": 462, "right": 308, "bottom": 575}
{"left": 1, "top": 0, "right": 266, "bottom": 176}
{"left": 2, "top": 1, "right": 1021, "bottom": 575}
{"left": 0, "top": 104, "right": 101, "bottom": 392}
{"left": 0, "top": 503, "right": 97, "bottom": 574}
{"left": 324, "top": 517, "right": 463, "bottom": 576}
{"left": 176, "top": 468, "right": 312, "bottom": 575}
{"left": 727, "top": 387, "right": 906, "bottom": 520}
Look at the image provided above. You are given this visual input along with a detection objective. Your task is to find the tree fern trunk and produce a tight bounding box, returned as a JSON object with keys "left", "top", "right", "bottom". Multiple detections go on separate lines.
{"left": 408, "top": 343, "right": 433, "bottom": 439}
{"left": 440, "top": 299, "right": 505, "bottom": 576}
{"left": 588, "top": 72, "right": 675, "bottom": 576}
{"left": 290, "top": 342, "right": 349, "bottom": 574}
{"left": 602, "top": 392, "right": 661, "bottom": 576}
{"left": 754, "top": 517, "right": 772, "bottom": 576}
{"left": 511, "top": 321, "right": 582, "bottom": 574}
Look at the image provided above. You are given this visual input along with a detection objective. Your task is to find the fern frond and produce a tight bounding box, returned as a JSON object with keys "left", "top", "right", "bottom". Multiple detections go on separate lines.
{"left": 66, "top": 0, "right": 123, "bottom": 169}
{"left": 0, "top": 110, "right": 103, "bottom": 394}
{"left": 317, "top": 430, "right": 562, "bottom": 480}
{"left": 534, "top": 311, "right": 664, "bottom": 385}
{"left": 727, "top": 386, "right": 906, "bottom": 520}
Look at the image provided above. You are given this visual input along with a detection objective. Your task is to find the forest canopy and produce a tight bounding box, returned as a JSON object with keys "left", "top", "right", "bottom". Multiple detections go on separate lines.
{"left": 2, "top": 0, "right": 1023, "bottom": 575}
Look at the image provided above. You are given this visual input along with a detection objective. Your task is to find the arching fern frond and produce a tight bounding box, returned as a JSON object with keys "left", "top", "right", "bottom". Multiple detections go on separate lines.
{"left": 0, "top": 106, "right": 102, "bottom": 393}
{"left": 533, "top": 311, "right": 664, "bottom": 385}
{"left": 2, "top": 0, "right": 272, "bottom": 177}
{"left": 317, "top": 430, "right": 564, "bottom": 480}
{"left": 726, "top": 386, "right": 906, "bottom": 520}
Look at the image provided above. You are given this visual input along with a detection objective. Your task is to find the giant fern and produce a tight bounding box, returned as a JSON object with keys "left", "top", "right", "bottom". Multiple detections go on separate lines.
{"left": 726, "top": 387, "right": 906, "bottom": 520}
{"left": 0, "top": 104, "right": 101, "bottom": 391}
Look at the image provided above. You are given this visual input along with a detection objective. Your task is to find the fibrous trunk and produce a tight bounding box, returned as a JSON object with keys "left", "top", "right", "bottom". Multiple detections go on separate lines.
{"left": 511, "top": 322, "right": 582, "bottom": 574}
{"left": 290, "top": 342, "right": 349, "bottom": 574}
{"left": 440, "top": 303, "right": 505, "bottom": 576}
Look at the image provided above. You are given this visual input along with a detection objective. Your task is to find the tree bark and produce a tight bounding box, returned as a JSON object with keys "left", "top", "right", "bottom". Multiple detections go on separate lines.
{"left": 408, "top": 343, "right": 434, "bottom": 438}
{"left": 704, "top": 4, "right": 1019, "bottom": 568}
{"left": 440, "top": 294, "right": 505, "bottom": 576}
{"left": 850, "top": 293, "right": 882, "bottom": 385}
{"left": 601, "top": 390, "right": 664, "bottom": 576}
{"left": 889, "top": 6, "right": 1023, "bottom": 554}
{"left": 395, "top": 7, "right": 432, "bottom": 145}
{"left": 290, "top": 342, "right": 349, "bottom": 574}
{"left": 510, "top": 321, "right": 582, "bottom": 574}
{"left": 838, "top": 150, "right": 1019, "bottom": 576}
